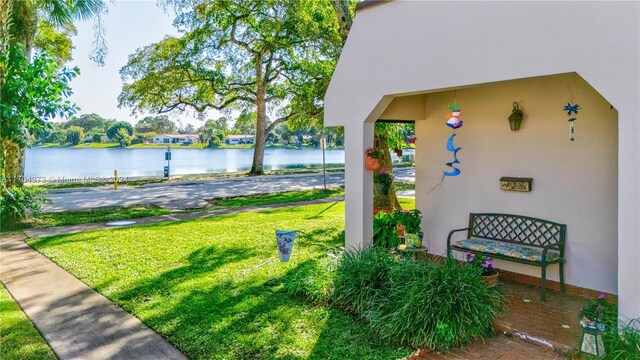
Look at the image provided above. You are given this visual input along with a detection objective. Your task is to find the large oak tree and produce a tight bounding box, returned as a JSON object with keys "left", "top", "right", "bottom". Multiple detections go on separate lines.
{"left": 118, "top": 0, "right": 342, "bottom": 175}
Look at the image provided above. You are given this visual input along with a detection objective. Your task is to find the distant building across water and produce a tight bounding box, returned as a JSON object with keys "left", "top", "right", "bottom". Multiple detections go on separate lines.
{"left": 224, "top": 135, "right": 255, "bottom": 145}
{"left": 153, "top": 134, "right": 199, "bottom": 144}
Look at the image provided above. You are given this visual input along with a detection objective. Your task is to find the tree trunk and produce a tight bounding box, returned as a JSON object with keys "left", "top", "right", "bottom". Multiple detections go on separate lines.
{"left": 250, "top": 55, "right": 266, "bottom": 176}
{"left": 373, "top": 134, "right": 402, "bottom": 212}
{"left": 1, "top": 139, "right": 24, "bottom": 187}
{"left": 250, "top": 99, "right": 267, "bottom": 175}
{"left": 332, "top": 0, "right": 353, "bottom": 43}
{"left": 3, "top": 1, "right": 38, "bottom": 187}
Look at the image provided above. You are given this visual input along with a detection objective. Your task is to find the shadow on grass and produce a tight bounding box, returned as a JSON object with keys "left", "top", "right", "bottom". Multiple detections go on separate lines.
{"left": 303, "top": 202, "right": 340, "bottom": 220}
{"left": 100, "top": 230, "right": 409, "bottom": 359}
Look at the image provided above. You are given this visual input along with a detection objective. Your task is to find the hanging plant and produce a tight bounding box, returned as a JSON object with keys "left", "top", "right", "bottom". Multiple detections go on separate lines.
{"left": 373, "top": 169, "right": 394, "bottom": 195}
{"left": 365, "top": 147, "right": 382, "bottom": 171}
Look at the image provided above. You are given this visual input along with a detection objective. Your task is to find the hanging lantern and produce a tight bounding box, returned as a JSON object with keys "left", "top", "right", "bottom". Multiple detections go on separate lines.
{"left": 508, "top": 102, "right": 524, "bottom": 131}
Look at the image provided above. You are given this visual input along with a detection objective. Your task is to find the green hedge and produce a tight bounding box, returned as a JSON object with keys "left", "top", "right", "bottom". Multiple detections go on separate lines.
{"left": 286, "top": 248, "right": 504, "bottom": 351}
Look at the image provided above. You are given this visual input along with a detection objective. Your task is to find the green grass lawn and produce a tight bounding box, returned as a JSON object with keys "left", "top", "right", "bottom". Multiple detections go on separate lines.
{"left": 28, "top": 202, "right": 413, "bottom": 359}
{"left": 0, "top": 283, "right": 57, "bottom": 360}
{"left": 127, "top": 143, "right": 207, "bottom": 149}
{"left": 208, "top": 189, "right": 345, "bottom": 208}
{"left": 394, "top": 182, "right": 415, "bottom": 191}
{"left": 2, "top": 204, "right": 170, "bottom": 232}
{"left": 71, "top": 143, "right": 121, "bottom": 148}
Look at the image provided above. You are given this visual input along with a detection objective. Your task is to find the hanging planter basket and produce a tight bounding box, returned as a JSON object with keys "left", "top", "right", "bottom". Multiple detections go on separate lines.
{"left": 365, "top": 156, "right": 381, "bottom": 171}
{"left": 393, "top": 148, "right": 403, "bottom": 157}
{"left": 374, "top": 182, "right": 391, "bottom": 195}
{"left": 275, "top": 230, "right": 297, "bottom": 262}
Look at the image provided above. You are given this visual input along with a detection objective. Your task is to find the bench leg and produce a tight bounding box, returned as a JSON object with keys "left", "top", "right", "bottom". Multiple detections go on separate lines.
{"left": 540, "top": 265, "right": 547, "bottom": 301}
{"left": 559, "top": 261, "right": 565, "bottom": 293}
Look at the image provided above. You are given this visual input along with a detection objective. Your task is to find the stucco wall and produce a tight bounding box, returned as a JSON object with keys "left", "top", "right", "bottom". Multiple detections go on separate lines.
{"left": 324, "top": 1, "right": 639, "bottom": 320}
{"left": 416, "top": 74, "right": 618, "bottom": 293}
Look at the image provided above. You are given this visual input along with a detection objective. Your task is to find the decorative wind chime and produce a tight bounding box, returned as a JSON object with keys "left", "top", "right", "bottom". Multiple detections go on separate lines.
{"left": 424, "top": 95, "right": 465, "bottom": 195}
{"left": 564, "top": 102, "right": 580, "bottom": 141}
{"left": 444, "top": 104, "right": 463, "bottom": 176}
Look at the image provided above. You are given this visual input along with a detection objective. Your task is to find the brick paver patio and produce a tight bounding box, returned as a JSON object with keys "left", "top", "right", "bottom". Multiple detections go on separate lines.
{"left": 403, "top": 276, "right": 589, "bottom": 359}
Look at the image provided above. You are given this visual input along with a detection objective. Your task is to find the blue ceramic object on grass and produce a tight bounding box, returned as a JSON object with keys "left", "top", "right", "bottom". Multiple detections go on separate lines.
{"left": 276, "top": 230, "right": 297, "bottom": 262}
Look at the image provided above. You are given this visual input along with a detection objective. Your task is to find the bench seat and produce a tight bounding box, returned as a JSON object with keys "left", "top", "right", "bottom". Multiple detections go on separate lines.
{"left": 453, "top": 239, "right": 561, "bottom": 263}
{"left": 447, "top": 213, "right": 567, "bottom": 300}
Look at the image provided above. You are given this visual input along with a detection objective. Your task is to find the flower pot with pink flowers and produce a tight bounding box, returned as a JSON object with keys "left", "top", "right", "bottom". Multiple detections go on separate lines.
{"left": 365, "top": 147, "right": 382, "bottom": 171}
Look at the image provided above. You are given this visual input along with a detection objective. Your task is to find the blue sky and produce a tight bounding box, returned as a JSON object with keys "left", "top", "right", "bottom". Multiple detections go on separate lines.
{"left": 69, "top": 1, "right": 206, "bottom": 127}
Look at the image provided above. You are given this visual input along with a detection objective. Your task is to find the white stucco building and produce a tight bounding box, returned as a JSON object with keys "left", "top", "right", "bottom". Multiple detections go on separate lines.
{"left": 224, "top": 135, "right": 255, "bottom": 145}
{"left": 324, "top": 1, "right": 639, "bottom": 322}
{"left": 153, "top": 134, "right": 199, "bottom": 144}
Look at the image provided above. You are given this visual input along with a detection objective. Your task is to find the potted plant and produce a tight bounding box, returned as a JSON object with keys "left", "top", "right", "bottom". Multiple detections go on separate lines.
{"left": 393, "top": 148, "right": 403, "bottom": 157}
{"left": 466, "top": 252, "right": 499, "bottom": 286}
{"left": 373, "top": 168, "right": 394, "bottom": 195}
{"left": 365, "top": 147, "right": 382, "bottom": 171}
{"left": 392, "top": 209, "right": 423, "bottom": 245}
{"left": 578, "top": 293, "right": 616, "bottom": 358}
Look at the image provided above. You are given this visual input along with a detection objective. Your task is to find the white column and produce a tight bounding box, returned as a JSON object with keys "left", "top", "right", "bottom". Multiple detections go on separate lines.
{"left": 618, "top": 107, "right": 640, "bottom": 324}
{"left": 344, "top": 122, "right": 374, "bottom": 250}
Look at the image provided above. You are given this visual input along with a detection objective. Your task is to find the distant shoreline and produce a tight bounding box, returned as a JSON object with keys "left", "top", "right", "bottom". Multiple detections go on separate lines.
{"left": 32, "top": 143, "right": 346, "bottom": 150}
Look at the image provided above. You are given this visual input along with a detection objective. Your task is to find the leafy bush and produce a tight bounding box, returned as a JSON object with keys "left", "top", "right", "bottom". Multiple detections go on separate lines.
{"left": 373, "top": 209, "right": 422, "bottom": 248}
{"left": 392, "top": 209, "right": 422, "bottom": 234}
{"left": 370, "top": 259, "right": 503, "bottom": 350}
{"left": 373, "top": 211, "right": 402, "bottom": 248}
{"left": 1, "top": 187, "right": 49, "bottom": 228}
{"left": 604, "top": 319, "right": 640, "bottom": 359}
{"left": 66, "top": 126, "right": 84, "bottom": 145}
{"left": 333, "top": 248, "right": 395, "bottom": 315}
{"left": 288, "top": 248, "right": 504, "bottom": 352}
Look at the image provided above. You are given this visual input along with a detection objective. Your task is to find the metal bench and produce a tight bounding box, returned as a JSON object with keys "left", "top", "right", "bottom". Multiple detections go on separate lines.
{"left": 447, "top": 213, "right": 566, "bottom": 300}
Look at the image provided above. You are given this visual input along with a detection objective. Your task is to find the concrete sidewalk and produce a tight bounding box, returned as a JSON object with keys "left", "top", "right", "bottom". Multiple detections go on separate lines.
{"left": 0, "top": 233, "right": 188, "bottom": 360}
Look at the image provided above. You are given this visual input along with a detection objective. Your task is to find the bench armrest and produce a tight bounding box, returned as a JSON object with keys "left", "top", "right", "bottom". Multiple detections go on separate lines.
{"left": 447, "top": 227, "right": 470, "bottom": 258}
{"left": 541, "top": 244, "right": 562, "bottom": 264}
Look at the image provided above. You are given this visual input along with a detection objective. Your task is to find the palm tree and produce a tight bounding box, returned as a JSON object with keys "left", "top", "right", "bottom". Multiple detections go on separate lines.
{"left": 2, "top": 0, "right": 105, "bottom": 186}
{"left": 10, "top": 0, "right": 104, "bottom": 57}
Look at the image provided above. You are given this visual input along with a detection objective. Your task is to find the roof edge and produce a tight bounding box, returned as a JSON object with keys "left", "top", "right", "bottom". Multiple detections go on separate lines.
{"left": 355, "top": 0, "right": 392, "bottom": 12}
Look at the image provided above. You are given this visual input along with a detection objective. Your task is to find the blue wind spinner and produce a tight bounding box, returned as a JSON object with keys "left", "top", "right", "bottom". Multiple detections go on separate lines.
{"left": 443, "top": 105, "right": 463, "bottom": 176}
{"left": 564, "top": 103, "right": 580, "bottom": 141}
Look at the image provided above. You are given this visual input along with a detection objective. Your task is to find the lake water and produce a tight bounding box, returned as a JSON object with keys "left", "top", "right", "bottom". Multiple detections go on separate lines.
{"left": 25, "top": 147, "right": 351, "bottom": 179}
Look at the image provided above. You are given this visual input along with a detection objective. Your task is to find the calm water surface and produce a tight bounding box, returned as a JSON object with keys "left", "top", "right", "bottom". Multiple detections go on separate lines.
{"left": 25, "top": 147, "right": 349, "bottom": 179}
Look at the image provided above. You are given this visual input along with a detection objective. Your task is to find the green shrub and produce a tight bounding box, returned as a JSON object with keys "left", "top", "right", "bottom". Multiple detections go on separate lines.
{"left": 66, "top": 126, "right": 84, "bottom": 145}
{"left": 1, "top": 187, "right": 49, "bottom": 228}
{"left": 333, "top": 248, "right": 395, "bottom": 315}
{"left": 392, "top": 209, "right": 422, "bottom": 234}
{"left": 371, "top": 259, "right": 503, "bottom": 350}
{"left": 287, "top": 248, "right": 504, "bottom": 352}
{"left": 373, "top": 209, "right": 423, "bottom": 249}
{"left": 373, "top": 211, "right": 402, "bottom": 248}
{"left": 603, "top": 319, "right": 640, "bottom": 359}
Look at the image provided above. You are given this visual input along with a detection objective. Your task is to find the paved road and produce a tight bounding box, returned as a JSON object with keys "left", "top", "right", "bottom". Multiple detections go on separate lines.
{"left": 44, "top": 168, "right": 415, "bottom": 212}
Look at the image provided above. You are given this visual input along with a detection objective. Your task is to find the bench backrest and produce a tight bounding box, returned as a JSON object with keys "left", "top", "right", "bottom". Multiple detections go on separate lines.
{"left": 468, "top": 213, "right": 566, "bottom": 249}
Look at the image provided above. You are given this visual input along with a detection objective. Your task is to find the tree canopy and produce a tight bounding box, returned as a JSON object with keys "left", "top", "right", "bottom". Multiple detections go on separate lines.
{"left": 106, "top": 121, "right": 133, "bottom": 140}
{"left": 134, "top": 115, "right": 177, "bottom": 134}
{"left": 119, "top": 0, "right": 342, "bottom": 174}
